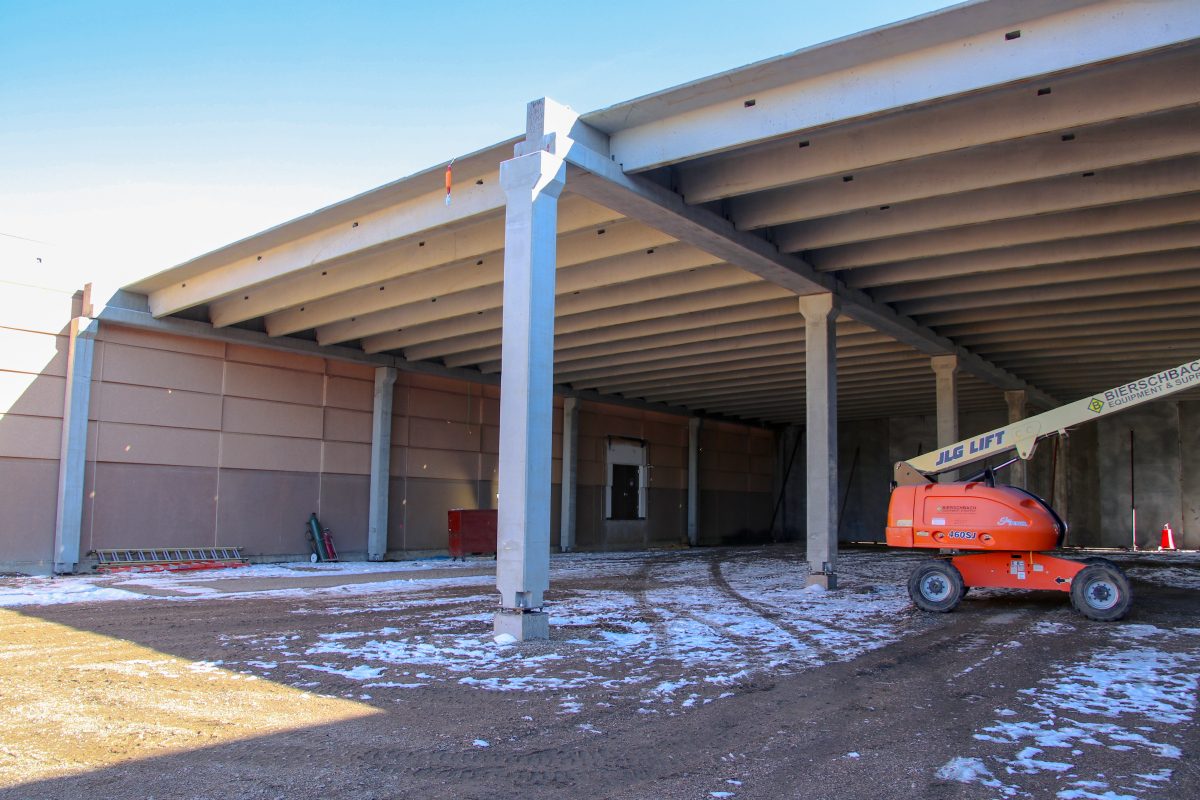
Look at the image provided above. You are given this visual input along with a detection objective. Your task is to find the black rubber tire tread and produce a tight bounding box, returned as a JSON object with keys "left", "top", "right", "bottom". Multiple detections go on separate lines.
{"left": 907, "top": 560, "right": 965, "bottom": 613}
{"left": 1070, "top": 564, "right": 1133, "bottom": 621}
{"left": 1080, "top": 556, "right": 1128, "bottom": 578}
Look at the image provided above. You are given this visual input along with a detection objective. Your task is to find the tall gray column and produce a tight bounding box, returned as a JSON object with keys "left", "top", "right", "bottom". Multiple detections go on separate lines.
{"left": 932, "top": 354, "right": 960, "bottom": 482}
{"left": 798, "top": 294, "right": 838, "bottom": 589}
{"left": 53, "top": 317, "right": 97, "bottom": 574}
{"left": 687, "top": 417, "right": 700, "bottom": 546}
{"left": 367, "top": 366, "right": 397, "bottom": 561}
{"left": 1004, "top": 389, "right": 1029, "bottom": 489}
{"left": 559, "top": 396, "right": 578, "bottom": 553}
{"left": 494, "top": 147, "right": 566, "bottom": 641}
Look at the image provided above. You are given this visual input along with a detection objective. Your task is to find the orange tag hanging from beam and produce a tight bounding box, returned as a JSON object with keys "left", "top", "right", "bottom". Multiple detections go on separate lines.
{"left": 444, "top": 161, "right": 453, "bottom": 206}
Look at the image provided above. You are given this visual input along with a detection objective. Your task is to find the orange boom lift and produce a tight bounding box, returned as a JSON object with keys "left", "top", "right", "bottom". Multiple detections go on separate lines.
{"left": 887, "top": 357, "right": 1200, "bottom": 620}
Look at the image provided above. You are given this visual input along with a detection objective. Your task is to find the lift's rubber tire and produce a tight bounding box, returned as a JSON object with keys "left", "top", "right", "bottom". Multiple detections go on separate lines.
{"left": 1070, "top": 564, "right": 1133, "bottom": 621}
{"left": 908, "top": 560, "right": 965, "bottom": 613}
{"left": 1080, "top": 556, "right": 1127, "bottom": 578}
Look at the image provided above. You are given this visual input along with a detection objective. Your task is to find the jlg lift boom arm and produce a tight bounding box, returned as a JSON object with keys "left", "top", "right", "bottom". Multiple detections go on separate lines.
{"left": 895, "top": 357, "right": 1200, "bottom": 486}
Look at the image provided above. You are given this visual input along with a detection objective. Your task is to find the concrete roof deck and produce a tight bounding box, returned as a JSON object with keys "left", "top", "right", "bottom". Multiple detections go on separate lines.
{"left": 122, "top": 0, "right": 1200, "bottom": 425}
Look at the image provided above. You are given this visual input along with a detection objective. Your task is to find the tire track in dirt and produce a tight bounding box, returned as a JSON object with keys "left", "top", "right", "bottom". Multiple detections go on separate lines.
{"left": 705, "top": 556, "right": 852, "bottom": 665}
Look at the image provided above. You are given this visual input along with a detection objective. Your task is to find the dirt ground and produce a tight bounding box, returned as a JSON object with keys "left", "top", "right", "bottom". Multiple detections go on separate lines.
{"left": 1, "top": 545, "right": 1197, "bottom": 800}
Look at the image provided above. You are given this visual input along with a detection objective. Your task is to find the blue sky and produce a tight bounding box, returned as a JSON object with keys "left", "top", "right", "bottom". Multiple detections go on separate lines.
{"left": 1, "top": 0, "right": 956, "bottom": 288}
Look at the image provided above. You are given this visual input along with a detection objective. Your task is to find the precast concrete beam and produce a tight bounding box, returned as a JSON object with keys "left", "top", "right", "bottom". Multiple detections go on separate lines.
{"left": 919, "top": 287, "right": 1200, "bottom": 327}
{"left": 541, "top": 97, "right": 1056, "bottom": 407}
{"left": 147, "top": 175, "right": 507, "bottom": 318}
{"left": 424, "top": 298, "right": 805, "bottom": 365}
{"left": 895, "top": 268, "right": 1200, "bottom": 316}
{"left": 494, "top": 145, "right": 567, "bottom": 642}
{"left": 675, "top": 47, "right": 1200, "bottom": 204}
{"left": 775, "top": 156, "right": 1200, "bottom": 252}
{"left": 846, "top": 223, "right": 1200, "bottom": 289}
{"left": 811, "top": 193, "right": 1200, "bottom": 271}
{"left": 731, "top": 109, "right": 1200, "bottom": 230}
{"left": 799, "top": 294, "right": 839, "bottom": 588}
{"left": 870, "top": 247, "right": 1200, "bottom": 304}
{"left": 363, "top": 281, "right": 792, "bottom": 355}
{"left": 207, "top": 196, "right": 621, "bottom": 328}
{"left": 594, "top": 0, "right": 1200, "bottom": 172}
{"left": 367, "top": 367, "right": 397, "bottom": 561}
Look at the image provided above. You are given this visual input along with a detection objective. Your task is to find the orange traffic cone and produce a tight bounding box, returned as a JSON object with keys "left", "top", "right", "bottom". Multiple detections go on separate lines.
{"left": 1160, "top": 523, "right": 1176, "bottom": 551}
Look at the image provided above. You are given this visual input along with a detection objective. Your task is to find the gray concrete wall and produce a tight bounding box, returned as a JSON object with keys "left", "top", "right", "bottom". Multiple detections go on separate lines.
{"left": 815, "top": 400, "right": 1196, "bottom": 550}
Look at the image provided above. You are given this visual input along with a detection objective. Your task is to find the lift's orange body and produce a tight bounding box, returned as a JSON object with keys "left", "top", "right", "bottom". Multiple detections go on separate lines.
{"left": 886, "top": 481, "right": 1084, "bottom": 591}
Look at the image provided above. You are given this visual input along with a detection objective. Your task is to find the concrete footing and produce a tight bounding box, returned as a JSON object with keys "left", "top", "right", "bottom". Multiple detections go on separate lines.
{"left": 494, "top": 610, "right": 550, "bottom": 641}
{"left": 806, "top": 572, "right": 838, "bottom": 590}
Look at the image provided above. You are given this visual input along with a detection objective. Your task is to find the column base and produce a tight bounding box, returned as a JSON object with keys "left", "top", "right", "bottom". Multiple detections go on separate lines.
{"left": 806, "top": 572, "right": 838, "bottom": 591}
{"left": 494, "top": 609, "right": 549, "bottom": 641}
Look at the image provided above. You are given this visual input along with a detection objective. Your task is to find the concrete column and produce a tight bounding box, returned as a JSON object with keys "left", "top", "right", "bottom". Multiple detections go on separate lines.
{"left": 53, "top": 318, "right": 97, "bottom": 574}
{"left": 559, "top": 396, "right": 578, "bottom": 553}
{"left": 687, "top": 417, "right": 700, "bottom": 546}
{"left": 798, "top": 294, "right": 839, "bottom": 589}
{"left": 1004, "top": 389, "right": 1029, "bottom": 489}
{"left": 494, "top": 147, "right": 567, "bottom": 642}
{"left": 367, "top": 366, "right": 397, "bottom": 561}
{"left": 932, "top": 354, "right": 960, "bottom": 482}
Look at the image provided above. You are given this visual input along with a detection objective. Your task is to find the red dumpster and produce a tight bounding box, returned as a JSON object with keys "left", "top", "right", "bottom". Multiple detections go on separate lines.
{"left": 448, "top": 509, "right": 497, "bottom": 560}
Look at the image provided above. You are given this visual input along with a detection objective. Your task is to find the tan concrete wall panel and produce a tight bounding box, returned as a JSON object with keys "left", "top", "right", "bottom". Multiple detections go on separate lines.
{"left": 222, "top": 396, "right": 323, "bottom": 439}
{"left": 407, "top": 388, "right": 479, "bottom": 424}
{"left": 219, "top": 432, "right": 321, "bottom": 473}
{"left": 0, "top": 413, "right": 62, "bottom": 459}
{"left": 322, "top": 440, "right": 371, "bottom": 476}
{"left": 215, "top": 469, "right": 320, "bottom": 555}
{"left": 481, "top": 424, "right": 499, "bottom": 454}
{"left": 578, "top": 459, "right": 606, "bottom": 487}
{"left": 318, "top": 473, "right": 369, "bottom": 553}
{"left": 99, "top": 325, "right": 225, "bottom": 358}
{"left": 651, "top": 443, "right": 685, "bottom": 469}
{"left": 324, "top": 376, "right": 372, "bottom": 412}
{"left": 644, "top": 420, "right": 686, "bottom": 447}
{"left": 402, "top": 478, "right": 477, "bottom": 550}
{"left": 719, "top": 451, "right": 750, "bottom": 472}
{"left": 0, "top": 283, "right": 73, "bottom": 336}
{"left": 225, "top": 343, "right": 324, "bottom": 374}
{"left": 323, "top": 407, "right": 372, "bottom": 444}
{"left": 93, "top": 382, "right": 221, "bottom": 430}
{"left": 480, "top": 453, "right": 498, "bottom": 482}
{"left": 0, "top": 456, "right": 58, "bottom": 565}
{"left": 388, "top": 445, "right": 408, "bottom": 477}
{"left": 650, "top": 465, "right": 687, "bottom": 490}
{"left": 388, "top": 415, "right": 410, "bottom": 447}
{"left": 389, "top": 385, "right": 409, "bottom": 417}
{"left": 101, "top": 342, "right": 223, "bottom": 393}
{"left": 0, "top": 328, "right": 68, "bottom": 377}
{"left": 222, "top": 361, "right": 323, "bottom": 405}
{"left": 751, "top": 455, "right": 775, "bottom": 475}
{"left": 326, "top": 360, "right": 376, "bottom": 380}
{"left": 749, "top": 431, "right": 773, "bottom": 456}
{"left": 480, "top": 398, "right": 500, "bottom": 426}
{"left": 406, "top": 373, "right": 467, "bottom": 394}
{"left": 408, "top": 417, "right": 481, "bottom": 452}
{"left": 85, "top": 462, "right": 218, "bottom": 550}
{"left": 748, "top": 473, "right": 773, "bottom": 494}
{"left": 406, "top": 447, "right": 480, "bottom": 481}
{"left": 0, "top": 371, "right": 65, "bottom": 418}
{"left": 96, "top": 421, "right": 219, "bottom": 468}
